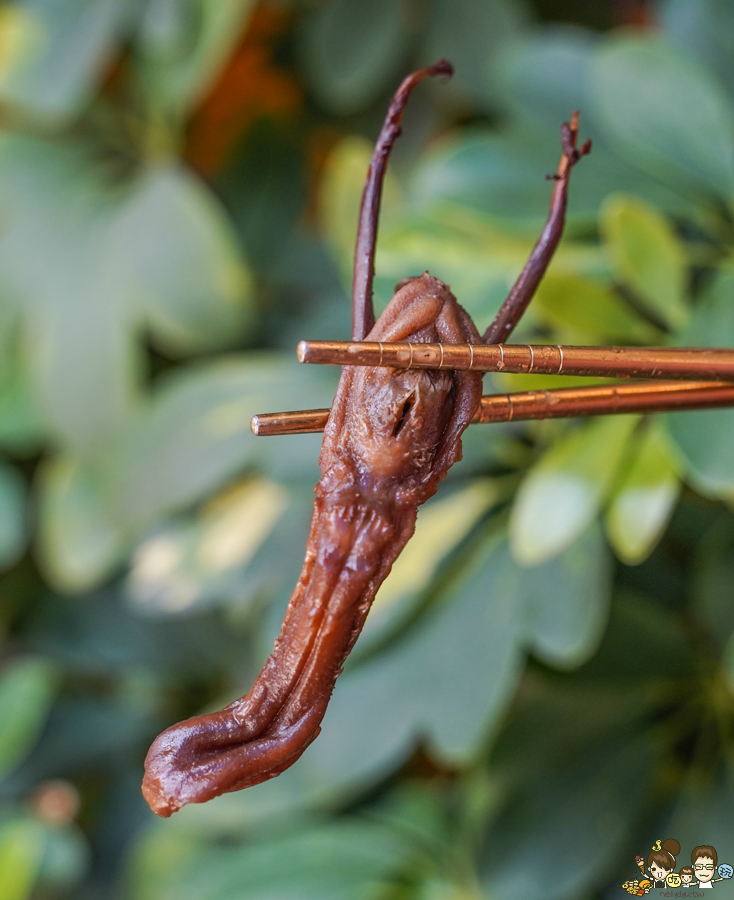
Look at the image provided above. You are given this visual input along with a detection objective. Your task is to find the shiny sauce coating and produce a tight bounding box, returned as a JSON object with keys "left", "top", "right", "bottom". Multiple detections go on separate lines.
{"left": 142, "top": 274, "right": 482, "bottom": 816}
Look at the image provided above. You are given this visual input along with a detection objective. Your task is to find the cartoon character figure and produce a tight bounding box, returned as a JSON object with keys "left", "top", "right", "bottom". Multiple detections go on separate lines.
{"left": 646, "top": 839, "right": 681, "bottom": 889}
{"left": 692, "top": 845, "right": 724, "bottom": 888}
{"left": 679, "top": 865, "right": 697, "bottom": 887}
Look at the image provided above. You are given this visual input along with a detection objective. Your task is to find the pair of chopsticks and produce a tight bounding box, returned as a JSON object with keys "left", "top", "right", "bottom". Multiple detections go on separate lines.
{"left": 249, "top": 65, "right": 734, "bottom": 440}
{"left": 250, "top": 341, "right": 734, "bottom": 436}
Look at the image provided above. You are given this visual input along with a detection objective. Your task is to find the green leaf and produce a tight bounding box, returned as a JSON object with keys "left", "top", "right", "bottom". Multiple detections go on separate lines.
{"left": 28, "top": 225, "right": 138, "bottom": 454}
{"left": 522, "top": 526, "right": 612, "bottom": 668}
{"left": 411, "top": 538, "right": 527, "bottom": 764}
{"left": 126, "top": 476, "right": 289, "bottom": 616}
{"left": 691, "top": 514, "right": 734, "bottom": 649}
{"left": 532, "top": 273, "right": 660, "bottom": 344}
{"left": 723, "top": 631, "right": 734, "bottom": 697}
{"left": 222, "top": 481, "right": 316, "bottom": 626}
{"left": 107, "top": 354, "right": 337, "bottom": 530}
{"left": 410, "top": 127, "right": 693, "bottom": 234}
{"left": 189, "top": 532, "right": 611, "bottom": 820}
{"left": 510, "top": 416, "right": 639, "bottom": 566}
{"left": 665, "top": 271, "right": 734, "bottom": 494}
{"left": 592, "top": 37, "right": 734, "bottom": 202}
{"left": 33, "top": 824, "right": 89, "bottom": 896}
{"left": 495, "top": 26, "right": 596, "bottom": 128}
{"left": 0, "top": 0, "right": 129, "bottom": 120}
{"left": 128, "top": 831, "right": 201, "bottom": 900}
{"left": 298, "top": 0, "right": 409, "bottom": 115}
{"left": 319, "top": 135, "right": 404, "bottom": 287}
{"left": 424, "top": 0, "right": 530, "bottom": 107}
{"left": 478, "top": 733, "right": 658, "bottom": 900}
{"left": 135, "top": 0, "right": 257, "bottom": 114}
{"left": 664, "top": 760, "right": 734, "bottom": 862}
{"left": 36, "top": 455, "right": 127, "bottom": 593}
{"left": 605, "top": 422, "right": 680, "bottom": 565}
{"left": 289, "top": 536, "right": 526, "bottom": 793}
{"left": 661, "top": 0, "right": 734, "bottom": 101}
{"left": 0, "top": 138, "right": 255, "bottom": 452}
{"left": 40, "top": 355, "right": 337, "bottom": 593}
{"left": 412, "top": 132, "right": 583, "bottom": 231}
{"left": 0, "top": 363, "right": 46, "bottom": 452}
{"left": 601, "top": 194, "right": 688, "bottom": 330}
{"left": 375, "top": 206, "right": 606, "bottom": 332}
{"left": 679, "top": 266, "right": 734, "bottom": 348}
{"left": 113, "top": 164, "right": 254, "bottom": 355}
{"left": 581, "top": 590, "right": 695, "bottom": 686}
{"left": 130, "top": 820, "right": 413, "bottom": 900}
{"left": 0, "top": 460, "right": 27, "bottom": 570}
{"left": 219, "top": 119, "right": 306, "bottom": 275}
{"left": 0, "top": 283, "right": 18, "bottom": 391}
{"left": 0, "top": 136, "right": 139, "bottom": 453}
{"left": 0, "top": 657, "right": 57, "bottom": 780}
{"left": 359, "top": 479, "right": 499, "bottom": 649}
{"left": 0, "top": 818, "right": 45, "bottom": 900}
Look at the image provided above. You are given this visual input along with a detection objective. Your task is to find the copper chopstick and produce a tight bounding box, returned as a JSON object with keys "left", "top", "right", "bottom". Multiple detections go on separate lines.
{"left": 251, "top": 380, "right": 734, "bottom": 436}
{"left": 297, "top": 340, "right": 734, "bottom": 382}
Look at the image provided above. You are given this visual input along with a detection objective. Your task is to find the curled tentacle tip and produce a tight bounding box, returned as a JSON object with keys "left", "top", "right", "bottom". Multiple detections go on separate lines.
{"left": 431, "top": 59, "right": 454, "bottom": 81}
{"left": 566, "top": 136, "right": 592, "bottom": 168}
{"left": 560, "top": 115, "right": 591, "bottom": 168}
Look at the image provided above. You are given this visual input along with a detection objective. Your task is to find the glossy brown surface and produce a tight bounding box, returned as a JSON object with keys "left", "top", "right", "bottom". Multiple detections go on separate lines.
{"left": 142, "top": 275, "right": 482, "bottom": 816}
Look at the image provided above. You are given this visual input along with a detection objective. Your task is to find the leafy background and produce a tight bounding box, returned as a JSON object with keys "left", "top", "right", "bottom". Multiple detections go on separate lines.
{"left": 0, "top": 0, "right": 733, "bottom": 898}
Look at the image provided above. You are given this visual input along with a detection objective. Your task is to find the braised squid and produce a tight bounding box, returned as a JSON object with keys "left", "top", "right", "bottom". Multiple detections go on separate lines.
{"left": 142, "top": 61, "right": 589, "bottom": 816}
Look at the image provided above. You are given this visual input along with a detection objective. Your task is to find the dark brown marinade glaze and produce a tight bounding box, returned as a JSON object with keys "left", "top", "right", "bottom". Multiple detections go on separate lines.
{"left": 142, "top": 55, "right": 589, "bottom": 815}
{"left": 142, "top": 275, "right": 482, "bottom": 816}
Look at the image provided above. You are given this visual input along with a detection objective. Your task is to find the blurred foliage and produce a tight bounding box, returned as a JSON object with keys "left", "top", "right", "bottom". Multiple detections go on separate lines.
{"left": 0, "top": 0, "right": 733, "bottom": 898}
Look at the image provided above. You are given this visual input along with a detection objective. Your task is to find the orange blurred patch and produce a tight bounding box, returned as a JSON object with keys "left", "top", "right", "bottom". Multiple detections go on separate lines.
{"left": 614, "top": 0, "right": 657, "bottom": 27}
{"left": 186, "top": 4, "right": 301, "bottom": 178}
